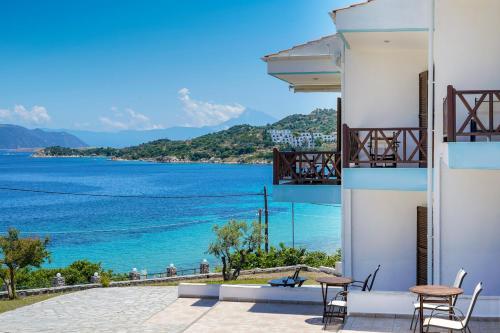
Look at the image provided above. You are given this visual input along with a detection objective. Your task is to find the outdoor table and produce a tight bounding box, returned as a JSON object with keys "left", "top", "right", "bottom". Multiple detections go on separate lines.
{"left": 410, "top": 285, "right": 463, "bottom": 333}
{"left": 316, "top": 276, "right": 352, "bottom": 323}
{"left": 268, "top": 277, "right": 306, "bottom": 287}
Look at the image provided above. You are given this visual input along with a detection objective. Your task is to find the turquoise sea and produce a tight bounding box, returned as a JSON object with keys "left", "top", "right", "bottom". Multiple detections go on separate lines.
{"left": 0, "top": 152, "right": 340, "bottom": 273}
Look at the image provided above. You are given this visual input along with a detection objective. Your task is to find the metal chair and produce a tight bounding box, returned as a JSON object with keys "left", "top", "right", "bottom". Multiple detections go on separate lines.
{"left": 350, "top": 273, "right": 372, "bottom": 291}
{"left": 367, "top": 265, "right": 381, "bottom": 291}
{"left": 410, "top": 268, "right": 467, "bottom": 331}
{"left": 423, "top": 282, "right": 483, "bottom": 333}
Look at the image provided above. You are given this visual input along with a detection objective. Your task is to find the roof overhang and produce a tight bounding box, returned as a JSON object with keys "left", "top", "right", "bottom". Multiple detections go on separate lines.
{"left": 330, "top": 0, "right": 429, "bottom": 50}
{"left": 262, "top": 35, "right": 342, "bottom": 93}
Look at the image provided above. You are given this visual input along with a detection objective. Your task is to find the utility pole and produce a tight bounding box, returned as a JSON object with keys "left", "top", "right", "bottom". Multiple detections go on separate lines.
{"left": 258, "top": 208, "right": 262, "bottom": 253}
{"left": 292, "top": 202, "right": 295, "bottom": 249}
{"left": 263, "top": 186, "right": 269, "bottom": 253}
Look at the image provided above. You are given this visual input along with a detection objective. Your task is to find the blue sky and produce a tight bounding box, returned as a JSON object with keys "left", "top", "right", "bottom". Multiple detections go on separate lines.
{"left": 0, "top": 1, "right": 354, "bottom": 131}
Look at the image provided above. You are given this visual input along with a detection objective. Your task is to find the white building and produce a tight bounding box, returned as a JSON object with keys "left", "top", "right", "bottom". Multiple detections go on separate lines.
{"left": 268, "top": 129, "right": 336, "bottom": 148}
{"left": 264, "top": 0, "right": 500, "bottom": 316}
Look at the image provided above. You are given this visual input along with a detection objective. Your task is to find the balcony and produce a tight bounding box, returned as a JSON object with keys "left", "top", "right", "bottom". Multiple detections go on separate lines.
{"left": 443, "top": 85, "right": 500, "bottom": 169}
{"left": 341, "top": 125, "right": 428, "bottom": 191}
{"left": 272, "top": 149, "right": 341, "bottom": 204}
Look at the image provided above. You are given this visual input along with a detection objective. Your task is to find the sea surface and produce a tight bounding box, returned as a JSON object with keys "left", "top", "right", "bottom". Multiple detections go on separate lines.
{"left": 0, "top": 152, "right": 340, "bottom": 273}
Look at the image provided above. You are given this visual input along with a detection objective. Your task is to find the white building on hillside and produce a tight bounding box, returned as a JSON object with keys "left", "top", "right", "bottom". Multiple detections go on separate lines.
{"left": 269, "top": 129, "right": 336, "bottom": 148}
{"left": 264, "top": 0, "right": 500, "bottom": 317}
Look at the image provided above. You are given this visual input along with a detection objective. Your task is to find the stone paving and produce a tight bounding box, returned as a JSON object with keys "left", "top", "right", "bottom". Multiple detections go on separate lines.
{"left": 0, "top": 287, "right": 179, "bottom": 333}
{"left": 0, "top": 288, "right": 498, "bottom": 333}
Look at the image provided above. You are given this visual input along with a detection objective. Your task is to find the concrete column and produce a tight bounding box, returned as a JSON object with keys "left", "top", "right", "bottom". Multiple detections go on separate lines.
{"left": 52, "top": 273, "right": 65, "bottom": 287}
{"left": 166, "top": 264, "right": 177, "bottom": 277}
{"left": 90, "top": 272, "right": 101, "bottom": 284}
{"left": 129, "top": 268, "right": 140, "bottom": 281}
{"left": 200, "top": 259, "right": 209, "bottom": 274}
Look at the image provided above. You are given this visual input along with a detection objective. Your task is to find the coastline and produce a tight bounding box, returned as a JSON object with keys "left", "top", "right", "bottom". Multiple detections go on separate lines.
{"left": 32, "top": 153, "right": 272, "bottom": 165}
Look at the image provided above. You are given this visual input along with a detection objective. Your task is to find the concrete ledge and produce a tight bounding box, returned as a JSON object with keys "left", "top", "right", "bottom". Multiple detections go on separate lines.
{"left": 349, "top": 291, "right": 500, "bottom": 318}
{"left": 178, "top": 283, "right": 220, "bottom": 299}
{"left": 219, "top": 284, "right": 336, "bottom": 304}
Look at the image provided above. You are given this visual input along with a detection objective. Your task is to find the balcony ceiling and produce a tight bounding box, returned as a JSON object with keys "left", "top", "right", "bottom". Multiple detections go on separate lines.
{"left": 342, "top": 30, "right": 428, "bottom": 51}
{"left": 262, "top": 35, "right": 342, "bottom": 93}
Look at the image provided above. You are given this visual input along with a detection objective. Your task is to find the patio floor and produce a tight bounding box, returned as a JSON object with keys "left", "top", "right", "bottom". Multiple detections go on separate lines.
{"left": 0, "top": 288, "right": 497, "bottom": 332}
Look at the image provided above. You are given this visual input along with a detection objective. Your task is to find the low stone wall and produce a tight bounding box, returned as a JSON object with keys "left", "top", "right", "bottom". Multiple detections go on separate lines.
{"left": 0, "top": 284, "right": 100, "bottom": 300}
{"left": 0, "top": 265, "right": 336, "bottom": 299}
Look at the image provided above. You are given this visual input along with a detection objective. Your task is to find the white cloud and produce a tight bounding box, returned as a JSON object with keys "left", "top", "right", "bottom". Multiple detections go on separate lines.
{"left": 99, "top": 107, "right": 163, "bottom": 131}
{"left": 0, "top": 105, "right": 51, "bottom": 125}
{"left": 178, "top": 88, "right": 245, "bottom": 127}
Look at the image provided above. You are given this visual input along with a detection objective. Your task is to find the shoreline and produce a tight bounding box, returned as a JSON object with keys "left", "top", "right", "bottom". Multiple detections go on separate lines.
{"left": 31, "top": 153, "right": 272, "bottom": 165}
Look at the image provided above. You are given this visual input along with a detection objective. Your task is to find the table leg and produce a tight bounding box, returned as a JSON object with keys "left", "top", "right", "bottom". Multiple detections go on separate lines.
{"left": 419, "top": 295, "right": 424, "bottom": 333}
{"left": 448, "top": 296, "right": 453, "bottom": 333}
{"left": 320, "top": 283, "right": 328, "bottom": 323}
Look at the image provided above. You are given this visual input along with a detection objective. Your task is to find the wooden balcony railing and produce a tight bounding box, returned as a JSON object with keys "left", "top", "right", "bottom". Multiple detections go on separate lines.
{"left": 272, "top": 148, "right": 341, "bottom": 185}
{"left": 342, "top": 124, "right": 427, "bottom": 168}
{"left": 444, "top": 85, "right": 500, "bottom": 142}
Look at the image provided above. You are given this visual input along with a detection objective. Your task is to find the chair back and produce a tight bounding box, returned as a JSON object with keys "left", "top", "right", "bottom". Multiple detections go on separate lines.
{"left": 452, "top": 268, "right": 467, "bottom": 305}
{"left": 361, "top": 273, "right": 372, "bottom": 291}
{"left": 290, "top": 267, "right": 301, "bottom": 280}
{"left": 463, "top": 282, "right": 483, "bottom": 327}
{"left": 368, "top": 265, "right": 381, "bottom": 291}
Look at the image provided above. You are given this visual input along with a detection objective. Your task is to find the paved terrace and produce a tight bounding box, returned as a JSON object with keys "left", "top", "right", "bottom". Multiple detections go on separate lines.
{"left": 0, "top": 287, "right": 497, "bottom": 333}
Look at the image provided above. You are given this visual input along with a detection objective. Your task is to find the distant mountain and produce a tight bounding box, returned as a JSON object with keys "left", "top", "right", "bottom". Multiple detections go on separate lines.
{"left": 57, "top": 109, "right": 277, "bottom": 148}
{"left": 0, "top": 124, "right": 87, "bottom": 150}
{"left": 37, "top": 108, "right": 336, "bottom": 163}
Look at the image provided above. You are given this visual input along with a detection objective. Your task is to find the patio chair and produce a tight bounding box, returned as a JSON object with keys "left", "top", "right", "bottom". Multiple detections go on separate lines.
{"left": 269, "top": 266, "right": 306, "bottom": 287}
{"left": 350, "top": 273, "right": 372, "bottom": 291}
{"left": 410, "top": 268, "right": 467, "bottom": 331}
{"left": 325, "top": 290, "right": 348, "bottom": 327}
{"left": 423, "top": 282, "right": 483, "bottom": 333}
{"left": 367, "top": 265, "right": 381, "bottom": 291}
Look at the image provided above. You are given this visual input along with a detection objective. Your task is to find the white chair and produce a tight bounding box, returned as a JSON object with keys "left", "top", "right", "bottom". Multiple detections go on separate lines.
{"left": 423, "top": 282, "right": 483, "bottom": 333}
{"left": 410, "top": 268, "right": 467, "bottom": 331}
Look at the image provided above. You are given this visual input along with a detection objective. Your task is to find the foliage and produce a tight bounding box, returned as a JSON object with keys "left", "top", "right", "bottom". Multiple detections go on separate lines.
{"left": 207, "top": 220, "right": 261, "bottom": 280}
{"left": 240, "top": 243, "right": 341, "bottom": 270}
{"left": 39, "top": 108, "right": 337, "bottom": 162}
{"left": 0, "top": 228, "right": 50, "bottom": 299}
{"left": 100, "top": 273, "right": 111, "bottom": 288}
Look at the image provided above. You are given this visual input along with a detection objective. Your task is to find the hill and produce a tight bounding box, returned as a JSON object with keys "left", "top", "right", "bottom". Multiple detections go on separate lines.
{"left": 37, "top": 108, "right": 336, "bottom": 163}
{"left": 0, "top": 124, "right": 87, "bottom": 150}
{"left": 54, "top": 109, "right": 277, "bottom": 148}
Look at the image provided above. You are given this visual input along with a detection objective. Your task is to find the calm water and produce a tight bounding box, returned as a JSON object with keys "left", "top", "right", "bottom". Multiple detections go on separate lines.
{"left": 0, "top": 152, "right": 340, "bottom": 273}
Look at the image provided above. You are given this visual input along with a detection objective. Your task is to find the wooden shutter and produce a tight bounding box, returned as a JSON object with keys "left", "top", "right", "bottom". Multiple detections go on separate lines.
{"left": 419, "top": 71, "right": 428, "bottom": 168}
{"left": 416, "top": 206, "right": 428, "bottom": 285}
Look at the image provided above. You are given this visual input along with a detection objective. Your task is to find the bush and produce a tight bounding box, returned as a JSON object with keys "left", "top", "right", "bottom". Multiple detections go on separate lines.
{"left": 232, "top": 243, "right": 341, "bottom": 271}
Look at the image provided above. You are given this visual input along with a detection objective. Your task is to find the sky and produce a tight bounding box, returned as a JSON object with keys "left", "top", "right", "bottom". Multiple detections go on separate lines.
{"left": 0, "top": 0, "right": 355, "bottom": 131}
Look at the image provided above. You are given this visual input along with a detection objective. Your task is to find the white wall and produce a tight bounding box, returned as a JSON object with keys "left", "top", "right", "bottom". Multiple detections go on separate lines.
{"left": 344, "top": 48, "right": 427, "bottom": 128}
{"left": 350, "top": 189, "right": 426, "bottom": 291}
{"left": 434, "top": 0, "right": 500, "bottom": 141}
{"left": 434, "top": 0, "right": 500, "bottom": 297}
{"left": 440, "top": 165, "right": 500, "bottom": 296}
{"left": 334, "top": 0, "right": 428, "bottom": 32}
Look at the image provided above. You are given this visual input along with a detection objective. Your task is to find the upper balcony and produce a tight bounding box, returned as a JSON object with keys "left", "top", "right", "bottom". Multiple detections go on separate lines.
{"left": 443, "top": 85, "right": 500, "bottom": 169}
{"left": 341, "top": 125, "right": 428, "bottom": 191}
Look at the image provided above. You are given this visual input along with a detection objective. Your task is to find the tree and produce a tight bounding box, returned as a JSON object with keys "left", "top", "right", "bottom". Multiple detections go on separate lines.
{"left": 0, "top": 228, "right": 50, "bottom": 299}
{"left": 207, "top": 220, "right": 261, "bottom": 281}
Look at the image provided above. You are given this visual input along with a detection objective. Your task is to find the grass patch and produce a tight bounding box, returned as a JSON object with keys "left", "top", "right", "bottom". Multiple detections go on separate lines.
{"left": 0, "top": 293, "right": 64, "bottom": 314}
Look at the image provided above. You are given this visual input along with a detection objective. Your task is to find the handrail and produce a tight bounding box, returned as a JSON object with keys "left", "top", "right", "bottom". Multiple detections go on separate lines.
{"left": 272, "top": 148, "right": 341, "bottom": 185}
{"left": 343, "top": 124, "right": 427, "bottom": 168}
{"left": 444, "top": 85, "right": 500, "bottom": 142}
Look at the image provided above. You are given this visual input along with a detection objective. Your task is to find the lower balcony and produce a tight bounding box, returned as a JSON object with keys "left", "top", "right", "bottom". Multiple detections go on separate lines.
{"left": 342, "top": 125, "right": 428, "bottom": 191}
{"left": 272, "top": 149, "right": 341, "bottom": 204}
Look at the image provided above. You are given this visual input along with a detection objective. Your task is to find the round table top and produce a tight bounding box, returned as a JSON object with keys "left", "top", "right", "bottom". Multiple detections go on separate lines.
{"left": 410, "top": 285, "right": 463, "bottom": 297}
{"left": 316, "top": 276, "right": 352, "bottom": 286}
